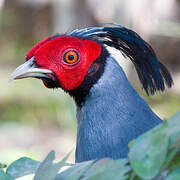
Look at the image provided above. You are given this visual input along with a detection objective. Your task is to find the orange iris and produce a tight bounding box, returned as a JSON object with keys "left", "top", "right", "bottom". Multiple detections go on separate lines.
{"left": 64, "top": 50, "right": 79, "bottom": 64}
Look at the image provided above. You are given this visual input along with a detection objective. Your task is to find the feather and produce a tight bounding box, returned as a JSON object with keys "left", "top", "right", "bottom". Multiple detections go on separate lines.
{"left": 69, "top": 25, "right": 173, "bottom": 95}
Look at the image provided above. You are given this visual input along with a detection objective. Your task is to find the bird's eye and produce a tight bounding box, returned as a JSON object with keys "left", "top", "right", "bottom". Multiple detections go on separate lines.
{"left": 63, "top": 50, "right": 79, "bottom": 64}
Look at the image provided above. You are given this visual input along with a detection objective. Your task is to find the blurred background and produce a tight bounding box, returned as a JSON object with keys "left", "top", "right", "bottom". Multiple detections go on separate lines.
{"left": 0, "top": 0, "right": 180, "bottom": 175}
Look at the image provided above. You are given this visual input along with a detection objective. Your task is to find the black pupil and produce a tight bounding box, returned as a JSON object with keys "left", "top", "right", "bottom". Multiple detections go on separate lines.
{"left": 68, "top": 54, "right": 74, "bottom": 60}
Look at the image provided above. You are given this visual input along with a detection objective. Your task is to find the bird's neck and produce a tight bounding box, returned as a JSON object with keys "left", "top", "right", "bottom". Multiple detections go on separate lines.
{"left": 75, "top": 56, "right": 161, "bottom": 162}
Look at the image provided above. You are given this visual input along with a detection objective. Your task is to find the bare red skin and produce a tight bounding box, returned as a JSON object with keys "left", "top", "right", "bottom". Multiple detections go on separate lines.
{"left": 26, "top": 36, "right": 101, "bottom": 90}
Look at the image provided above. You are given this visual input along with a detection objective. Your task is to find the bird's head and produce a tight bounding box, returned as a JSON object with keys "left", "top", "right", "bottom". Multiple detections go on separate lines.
{"left": 12, "top": 36, "right": 103, "bottom": 90}
{"left": 10, "top": 25, "right": 173, "bottom": 105}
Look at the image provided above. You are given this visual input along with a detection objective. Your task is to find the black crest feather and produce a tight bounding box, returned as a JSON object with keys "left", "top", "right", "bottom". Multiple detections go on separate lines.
{"left": 68, "top": 25, "right": 173, "bottom": 95}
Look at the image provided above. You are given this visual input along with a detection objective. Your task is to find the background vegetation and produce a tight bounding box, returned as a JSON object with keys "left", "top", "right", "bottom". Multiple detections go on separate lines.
{"left": 1, "top": 112, "right": 180, "bottom": 180}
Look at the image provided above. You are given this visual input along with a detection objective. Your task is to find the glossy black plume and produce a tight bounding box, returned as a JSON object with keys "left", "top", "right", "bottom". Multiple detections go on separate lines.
{"left": 68, "top": 25, "right": 173, "bottom": 95}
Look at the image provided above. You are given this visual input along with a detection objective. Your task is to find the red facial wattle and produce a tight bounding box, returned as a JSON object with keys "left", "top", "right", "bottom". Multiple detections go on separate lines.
{"left": 25, "top": 36, "right": 101, "bottom": 90}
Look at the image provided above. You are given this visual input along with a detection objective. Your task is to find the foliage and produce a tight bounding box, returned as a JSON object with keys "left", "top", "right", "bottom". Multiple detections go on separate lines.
{"left": 1, "top": 78, "right": 77, "bottom": 130}
{"left": 1, "top": 112, "right": 180, "bottom": 180}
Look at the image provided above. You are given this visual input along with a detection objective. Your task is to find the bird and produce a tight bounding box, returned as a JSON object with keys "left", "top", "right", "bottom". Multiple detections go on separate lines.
{"left": 10, "top": 25, "right": 173, "bottom": 163}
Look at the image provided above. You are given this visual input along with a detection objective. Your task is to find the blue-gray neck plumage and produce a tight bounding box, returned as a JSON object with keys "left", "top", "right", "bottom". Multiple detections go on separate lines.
{"left": 75, "top": 56, "right": 161, "bottom": 162}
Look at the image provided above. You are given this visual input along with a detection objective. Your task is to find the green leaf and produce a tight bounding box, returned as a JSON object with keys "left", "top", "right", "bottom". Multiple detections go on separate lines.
{"left": 129, "top": 112, "right": 180, "bottom": 179}
{"left": 167, "top": 111, "right": 180, "bottom": 122}
{"left": 128, "top": 140, "right": 136, "bottom": 149}
{"left": 129, "top": 125, "right": 169, "bottom": 179}
{"left": 165, "top": 168, "right": 180, "bottom": 180}
{"left": 6, "top": 157, "right": 40, "bottom": 179}
{"left": 33, "top": 150, "right": 70, "bottom": 180}
{"left": 0, "top": 169, "right": 11, "bottom": 180}
{"left": 163, "top": 112, "right": 180, "bottom": 170}
{"left": 167, "top": 153, "right": 180, "bottom": 172}
{"left": 165, "top": 146, "right": 179, "bottom": 168}
{"left": 128, "top": 171, "right": 141, "bottom": 180}
{"left": 82, "top": 158, "right": 131, "bottom": 180}
{"left": 55, "top": 160, "right": 94, "bottom": 180}
{"left": 0, "top": 163, "right": 7, "bottom": 169}
{"left": 165, "top": 112, "right": 180, "bottom": 147}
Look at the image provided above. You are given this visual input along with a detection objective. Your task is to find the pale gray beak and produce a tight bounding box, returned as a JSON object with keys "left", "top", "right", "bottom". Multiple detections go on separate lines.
{"left": 9, "top": 57, "right": 53, "bottom": 83}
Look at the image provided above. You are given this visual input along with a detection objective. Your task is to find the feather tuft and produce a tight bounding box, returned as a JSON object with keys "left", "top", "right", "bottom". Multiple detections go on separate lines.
{"left": 69, "top": 25, "right": 173, "bottom": 95}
